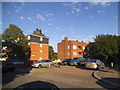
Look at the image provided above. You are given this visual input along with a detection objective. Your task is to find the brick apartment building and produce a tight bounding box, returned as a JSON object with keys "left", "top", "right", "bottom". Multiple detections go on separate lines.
{"left": 27, "top": 31, "right": 49, "bottom": 61}
{"left": 58, "top": 37, "right": 88, "bottom": 61}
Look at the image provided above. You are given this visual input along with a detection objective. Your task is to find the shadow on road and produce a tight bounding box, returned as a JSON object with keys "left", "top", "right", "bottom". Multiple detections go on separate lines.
{"left": 75, "top": 65, "right": 96, "bottom": 71}
{"left": 2, "top": 65, "right": 32, "bottom": 86}
{"left": 96, "top": 78, "right": 120, "bottom": 89}
{"left": 13, "top": 81, "right": 60, "bottom": 90}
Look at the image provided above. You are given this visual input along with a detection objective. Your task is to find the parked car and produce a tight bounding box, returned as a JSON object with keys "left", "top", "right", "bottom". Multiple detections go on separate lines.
{"left": 29, "top": 60, "right": 38, "bottom": 65}
{"left": 13, "top": 61, "right": 25, "bottom": 65}
{"left": 79, "top": 59, "right": 89, "bottom": 67}
{"left": 61, "top": 59, "right": 73, "bottom": 65}
{"left": 69, "top": 57, "right": 85, "bottom": 66}
{"left": 85, "top": 60, "right": 105, "bottom": 70}
{"left": 2, "top": 61, "right": 16, "bottom": 72}
{"left": 32, "top": 60, "right": 54, "bottom": 68}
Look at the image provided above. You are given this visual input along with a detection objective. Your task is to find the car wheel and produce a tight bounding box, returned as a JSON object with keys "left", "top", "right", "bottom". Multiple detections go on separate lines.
{"left": 97, "top": 66, "right": 100, "bottom": 70}
{"left": 50, "top": 64, "right": 54, "bottom": 67}
{"left": 38, "top": 65, "right": 42, "bottom": 68}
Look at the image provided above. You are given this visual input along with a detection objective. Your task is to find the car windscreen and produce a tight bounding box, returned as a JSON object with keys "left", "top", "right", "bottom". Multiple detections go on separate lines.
{"left": 37, "top": 60, "right": 44, "bottom": 63}
{"left": 71, "top": 59, "right": 77, "bottom": 61}
{"left": 88, "top": 60, "right": 97, "bottom": 62}
{"left": 74, "top": 58, "right": 79, "bottom": 60}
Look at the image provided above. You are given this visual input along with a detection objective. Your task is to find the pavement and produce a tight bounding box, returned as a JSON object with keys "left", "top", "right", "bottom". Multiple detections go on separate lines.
{"left": 93, "top": 68, "right": 120, "bottom": 88}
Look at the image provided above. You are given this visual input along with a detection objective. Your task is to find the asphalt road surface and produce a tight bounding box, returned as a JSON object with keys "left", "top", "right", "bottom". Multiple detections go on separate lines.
{"left": 2, "top": 66, "right": 116, "bottom": 89}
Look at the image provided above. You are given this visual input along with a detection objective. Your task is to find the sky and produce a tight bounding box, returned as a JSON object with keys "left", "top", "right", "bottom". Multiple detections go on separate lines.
{"left": 2, "top": 1, "right": 118, "bottom": 52}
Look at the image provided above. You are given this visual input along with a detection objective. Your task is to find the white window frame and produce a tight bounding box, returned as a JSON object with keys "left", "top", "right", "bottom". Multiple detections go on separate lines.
{"left": 40, "top": 57, "right": 42, "bottom": 60}
{"left": 28, "top": 36, "right": 30, "bottom": 40}
{"left": 83, "top": 46, "right": 85, "bottom": 50}
{"left": 40, "top": 50, "right": 42, "bottom": 54}
{"left": 40, "top": 44, "right": 42, "bottom": 47}
{"left": 73, "top": 45, "right": 77, "bottom": 49}
{"left": 40, "top": 37, "right": 43, "bottom": 41}
{"left": 68, "top": 52, "right": 70, "bottom": 56}
{"left": 68, "top": 45, "right": 70, "bottom": 49}
{"left": 73, "top": 52, "right": 77, "bottom": 56}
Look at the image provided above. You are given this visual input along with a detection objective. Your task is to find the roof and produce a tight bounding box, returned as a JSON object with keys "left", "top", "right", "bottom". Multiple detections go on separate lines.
{"left": 28, "top": 33, "right": 49, "bottom": 39}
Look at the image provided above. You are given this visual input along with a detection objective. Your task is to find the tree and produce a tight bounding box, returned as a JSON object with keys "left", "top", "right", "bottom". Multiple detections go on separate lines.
{"left": 84, "top": 35, "right": 118, "bottom": 67}
{"left": 49, "top": 46, "right": 58, "bottom": 60}
{"left": 2, "top": 24, "right": 30, "bottom": 61}
{"left": 116, "top": 35, "right": 120, "bottom": 64}
{"left": 33, "top": 28, "right": 42, "bottom": 34}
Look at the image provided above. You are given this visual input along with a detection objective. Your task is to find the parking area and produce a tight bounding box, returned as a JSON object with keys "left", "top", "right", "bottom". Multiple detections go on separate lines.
{"left": 2, "top": 66, "right": 115, "bottom": 89}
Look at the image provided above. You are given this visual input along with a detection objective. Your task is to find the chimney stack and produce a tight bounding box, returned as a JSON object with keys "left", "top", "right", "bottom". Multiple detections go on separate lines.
{"left": 64, "top": 37, "right": 68, "bottom": 41}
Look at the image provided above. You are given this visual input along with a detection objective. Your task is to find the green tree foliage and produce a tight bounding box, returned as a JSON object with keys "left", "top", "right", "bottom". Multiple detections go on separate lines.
{"left": 33, "top": 28, "right": 42, "bottom": 34}
{"left": 84, "top": 35, "right": 119, "bottom": 66}
{"left": 49, "top": 46, "right": 58, "bottom": 60}
{"left": 2, "top": 24, "right": 30, "bottom": 61}
{"left": 117, "top": 35, "right": 120, "bottom": 63}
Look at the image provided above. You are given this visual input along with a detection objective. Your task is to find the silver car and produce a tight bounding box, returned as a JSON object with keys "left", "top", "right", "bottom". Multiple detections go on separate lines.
{"left": 85, "top": 60, "right": 105, "bottom": 70}
{"left": 32, "top": 60, "right": 54, "bottom": 68}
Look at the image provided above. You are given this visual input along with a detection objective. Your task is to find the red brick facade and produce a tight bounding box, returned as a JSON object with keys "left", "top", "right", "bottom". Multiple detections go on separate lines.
{"left": 58, "top": 37, "right": 88, "bottom": 61}
{"left": 29, "top": 42, "right": 48, "bottom": 61}
{"left": 27, "top": 32, "right": 49, "bottom": 61}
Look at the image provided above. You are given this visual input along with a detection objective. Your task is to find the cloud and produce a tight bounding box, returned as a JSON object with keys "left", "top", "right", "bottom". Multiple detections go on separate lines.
{"left": 62, "top": 2, "right": 81, "bottom": 16}
{"left": 36, "top": 14, "right": 45, "bottom": 21}
{"left": 28, "top": 17, "right": 32, "bottom": 21}
{"left": 85, "top": 7, "right": 89, "bottom": 10}
{"left": 20, "top": 16, "right": 24, "bottom": 20}
{"left": 36, "top": 12, "right": 54, "bottom": 21}
{"left": 97, "top": 10, "right": 104, "bottom": 14}
{"left": 90, "top": 0, "right": 111, "bottom": 7}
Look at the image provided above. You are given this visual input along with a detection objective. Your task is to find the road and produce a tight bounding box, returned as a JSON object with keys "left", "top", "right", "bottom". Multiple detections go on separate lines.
{"left": 2, "top": 66, "right": 115, "bottom": 89}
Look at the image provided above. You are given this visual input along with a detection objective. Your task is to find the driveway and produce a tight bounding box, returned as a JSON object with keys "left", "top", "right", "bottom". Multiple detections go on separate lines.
{"left": 2, "top": 66, "right": 116, "bottom": 89}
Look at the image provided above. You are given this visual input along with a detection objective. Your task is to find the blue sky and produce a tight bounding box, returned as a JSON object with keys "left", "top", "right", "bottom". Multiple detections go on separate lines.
{"left": 2, "top": 2, "right": 118, "bottom": 52}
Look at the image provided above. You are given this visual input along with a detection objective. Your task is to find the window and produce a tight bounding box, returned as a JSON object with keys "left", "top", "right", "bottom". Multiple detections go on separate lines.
{"left": 46, "top": 60, "right": 51, "bottom": 62}
{"left": 83, "top": 46, "right": 85, "bottom": 50}
{"left": 73, "top": 52, "right": 77, "bottom": 56}
{"left": 68, "top": 52, "right": 70, "bottom": 56}
{"left": 31, "top": 55, "right": 35, "bottom": 56}
{"left": 28, "top": 36, "right": 30, "bottom": 40}
{"left": 40, "top": 44, "right": 42, "bottom": 47}
{"left": 68, "top": 45, "right": 70, "bottom": 49}
{"left": 40, "top": 50, "right": 42, "bottom": 54}
{"left": 73, "top": 45, "right": 77, "bottom": 49}
{"left": 78, "top": 52, "right": 82, "bottom": 56}
{"left": 78, "top": 46, "right": 82, "bottom": 49}
{"left": 40, "top": 37, "right": 43, "bottom": 41}
{"left": 40, "top": 57, "right": 42, "bottom": 60}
